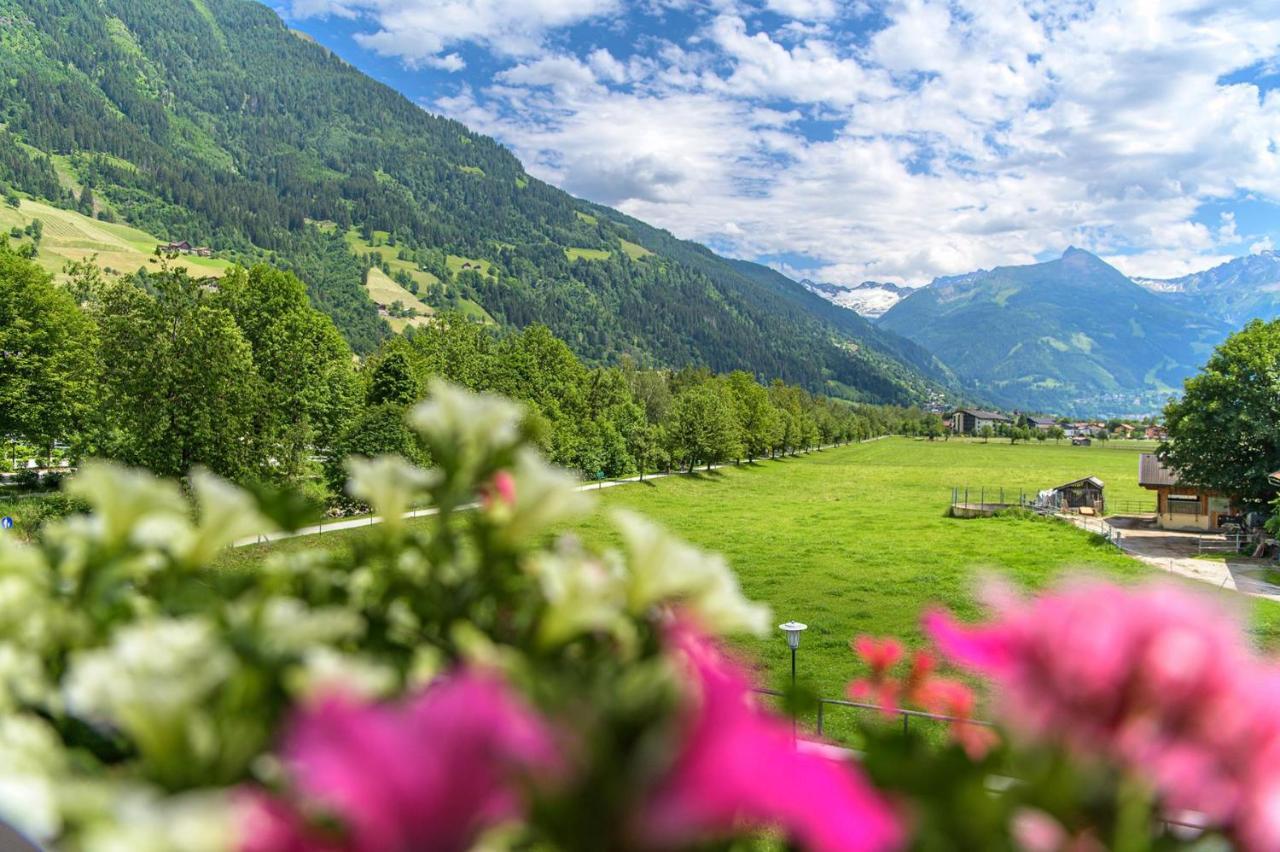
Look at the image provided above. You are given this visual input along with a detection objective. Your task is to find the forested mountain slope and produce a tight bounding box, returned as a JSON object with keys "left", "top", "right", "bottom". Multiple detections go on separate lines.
{"left": 878, "top": 248, "right": 1228, "bottom": 414}
{"left": 0, "top": 0, "right": 951, "bottom": 405}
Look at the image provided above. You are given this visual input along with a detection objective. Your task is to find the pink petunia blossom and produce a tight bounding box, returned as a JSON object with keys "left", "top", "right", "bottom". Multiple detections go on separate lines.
{"left": 925, "top": 579, "right": 1280, "bottom": 850}
{"left": 240, "top": 669, "right": 560, "bottom": 852}
{"left": 640, "top": 620, "right": 902, "bottom": 852}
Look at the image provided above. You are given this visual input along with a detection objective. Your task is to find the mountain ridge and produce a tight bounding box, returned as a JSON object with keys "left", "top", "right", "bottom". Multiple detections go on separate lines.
{"left": 0, "top": 0, "right": 952, "bottom": 406}
{"left": 878, "top": 248, "right": 1230, "bottom": 415}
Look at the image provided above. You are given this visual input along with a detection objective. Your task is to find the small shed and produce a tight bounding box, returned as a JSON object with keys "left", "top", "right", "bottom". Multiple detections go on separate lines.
{"left": 1050, "top": 476, "right": 1105, "bottom": 514}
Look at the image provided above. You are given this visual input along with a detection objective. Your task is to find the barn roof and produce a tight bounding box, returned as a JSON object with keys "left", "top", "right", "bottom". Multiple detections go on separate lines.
{"left": 1138, "top": 453, "right": 1179, "bottom": 487}
{"left": 1054, "top": 476, "right": 1104, "bottom": 491}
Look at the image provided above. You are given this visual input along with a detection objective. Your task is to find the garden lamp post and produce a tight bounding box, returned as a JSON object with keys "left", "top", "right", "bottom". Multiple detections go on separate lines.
{"left": 780, "top": 621, "right": 807, "bottom": 743}
{"left": 779, "top": 621, "right": 807, "bottom": 688}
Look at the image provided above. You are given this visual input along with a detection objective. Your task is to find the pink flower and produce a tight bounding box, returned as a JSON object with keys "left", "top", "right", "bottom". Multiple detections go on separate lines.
{"left": 848, "top": 636, "right": 908, "bottom": 715}
{"left": 926, "top": 579, "right": 1280, "bottom": 849}
{"left": 481, "top": 470, "right": 517, "bottom": 511}
{"left": 240, "top": 670, "right": 560, "bottom": 852}
{"left": 640, "top": 620, "right": 902, "bottom": 852}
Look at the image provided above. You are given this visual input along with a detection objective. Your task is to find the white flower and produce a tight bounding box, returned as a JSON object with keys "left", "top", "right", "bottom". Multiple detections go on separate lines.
{"left": 64, "top": 618, "right": 234, "bottom": 733}
{"left": 65, "top": 462, "right": 186, "bottom": 549}
{"left": 531, "top": 543, "right": 630, "bottom": 647}
{"left": 248, "top": 597, "right": 364, "bottom": 657}
{"left": 0, "top": 644, "right": 48, "bottom": 712}
{"left": 175, "top": 470, "right": 275, "bottom": 565}
{"left": 79, "top": 788, "right": 234, "bottom": 852}
{"left": 614, "top": 510, "right": 771, "bottom": 636}
{"left": 345, "top": 455, "right": 437, "bottom": 531}
{"left": 497, "top": 448, "right": 592, "bottom": 543}
{"left": 0, "top": 541, "right": 53, "bottom": 649}
{"left": 0, "top": 715, "right": 65, "bottom": 842}
{"left": 408, "top": 380, "right": 524, "bottom": 476}
{"left": 287, "top": 647, "right": 397, "bottom": 700}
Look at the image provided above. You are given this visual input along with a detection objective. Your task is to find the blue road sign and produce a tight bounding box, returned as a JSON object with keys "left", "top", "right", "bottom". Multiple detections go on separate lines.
{"left": 0, "top": 517, "right": 12, "bottom": 530}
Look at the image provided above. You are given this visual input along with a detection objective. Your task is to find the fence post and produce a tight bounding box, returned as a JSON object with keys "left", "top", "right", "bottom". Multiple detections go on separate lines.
{"left": 902, "top": 713, "right": 910, "bottom": 736}
{"left": 817, "top": 702, "right": 825, "bottom": 736}
{"left": 980, "top": 487, "right": 985, "bottom": 509}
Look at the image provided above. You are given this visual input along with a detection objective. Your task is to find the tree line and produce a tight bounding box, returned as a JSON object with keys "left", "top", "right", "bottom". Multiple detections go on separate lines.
{"left": 1, "top": 245, "right": 941, "bottom": 505}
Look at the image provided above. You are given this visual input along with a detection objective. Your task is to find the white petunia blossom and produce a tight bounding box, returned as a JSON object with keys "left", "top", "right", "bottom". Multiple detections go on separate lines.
{"left": 65, "top": 462, "right": 186, "bottom": 550}
{"left": 245, "top": 597, "right": 364, "bottom": 658}
{"left": 78, "top": 788, "right": 234, "bottom": 852}
{"left": 345, "top": 455, "right": 437, "bottom": 532}
{"left": 531, "top": 543, "right": 630, "bottom": 648}
{"left": 64, "top": 618, "right": 234, "bottom": 734}
{"left": 176, "top": 470, "right": 275, "bottom": 565}
{"left": 0, "top": 715, "right": 66, "bottom": 842}
{"left": 614, "top": 510, "right": 771, "bottom": 636}
{"left": 496, "top": 448, "right": 592, "bottom": 543}
{"left": 0, "top": 644, "right": 48, "bottom": 712}
{"left": 287, "top": 647, "right": 398, "bottom": 700}
{"left": 408, "top": 379, "right": 524, "bottom": 477}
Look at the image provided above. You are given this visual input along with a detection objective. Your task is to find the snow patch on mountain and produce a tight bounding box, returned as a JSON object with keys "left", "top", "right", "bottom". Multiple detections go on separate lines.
{"left": 800, "top": 279, "right": 916, "bottom": 318}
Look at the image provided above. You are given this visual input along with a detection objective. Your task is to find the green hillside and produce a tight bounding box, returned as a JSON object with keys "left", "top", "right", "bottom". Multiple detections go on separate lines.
{"left": 878, "top": 248, "right": 1228, "bottom": 413}
{"left": 0, "top": 0, "right": 953, "bottom": 405}
{"left": 0, "top": 198, "right": 231, "bottom": 280}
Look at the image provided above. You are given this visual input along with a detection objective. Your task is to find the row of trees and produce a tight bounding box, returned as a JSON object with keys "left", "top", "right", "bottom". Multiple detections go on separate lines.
{"left": 2, "top": 244, "right": 932, "bottom": 504}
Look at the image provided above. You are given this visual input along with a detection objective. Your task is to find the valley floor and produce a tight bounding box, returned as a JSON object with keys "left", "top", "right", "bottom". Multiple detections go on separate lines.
{"left": 219, "top": 437, "right": 1280, "bottom": 740}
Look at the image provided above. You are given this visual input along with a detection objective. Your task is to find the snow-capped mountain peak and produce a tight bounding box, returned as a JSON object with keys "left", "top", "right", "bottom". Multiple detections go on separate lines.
{"left": 800, "top": 279, "right": 915, "bottom": 318}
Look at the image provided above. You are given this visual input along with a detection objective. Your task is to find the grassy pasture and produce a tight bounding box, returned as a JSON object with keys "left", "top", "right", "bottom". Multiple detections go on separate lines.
{"left": 216, "top": 437, "right": 1280, "bottom": 737}
{"left": 565, "top": 246, "right": 611, "bottom": 262}
{"left": 363, "top": 267, "right": 433, "bottom": 332}
{"left": 0, "top": 199, "right": 230, "bottom": 280}
{"left": 619, "top": 239, "right": 653, "bottom": 260}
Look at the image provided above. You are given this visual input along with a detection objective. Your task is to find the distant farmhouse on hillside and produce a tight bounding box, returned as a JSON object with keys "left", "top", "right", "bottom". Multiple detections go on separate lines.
{"left": 158, "top": 240, "right": 213, "bottom": 257}
{"left": 950, "top": 408, "right": 1013, "bottom": 434}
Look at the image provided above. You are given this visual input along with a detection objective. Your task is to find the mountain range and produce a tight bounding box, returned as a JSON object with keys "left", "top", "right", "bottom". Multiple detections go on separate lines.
{"left": 792, "top": 249, "right": 1280, "bottom": 415}
{"left": 4, "top": 0, "right": 1275, "bottom": 418}
{"left": 0, "top": 0, "right": 955, "bottom": 408}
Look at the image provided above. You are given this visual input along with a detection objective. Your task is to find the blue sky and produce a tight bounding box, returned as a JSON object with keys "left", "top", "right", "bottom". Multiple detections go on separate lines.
{"left": 279, "top": 0, "right": 1280, "bottom": 285}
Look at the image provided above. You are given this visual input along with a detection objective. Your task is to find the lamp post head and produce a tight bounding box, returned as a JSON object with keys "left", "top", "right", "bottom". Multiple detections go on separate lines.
{"left": 779, "top": 621, "right": 807, "bottom": 650}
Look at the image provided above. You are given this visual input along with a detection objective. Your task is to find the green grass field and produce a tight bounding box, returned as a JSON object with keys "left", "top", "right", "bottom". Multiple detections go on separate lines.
{"left": 216, "top": 437, "right": 1280, "bottom": 737}
{"left": 1, "top": 199, "right": 231, "bottom": 281}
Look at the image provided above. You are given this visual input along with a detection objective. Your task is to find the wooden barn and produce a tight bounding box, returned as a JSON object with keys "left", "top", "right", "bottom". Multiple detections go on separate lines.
{"left": 1048, "top": 476, "right": 1105, "bottom": 515}
{"left": 1138, "top": 453, "right": 1231, "bottom": 530}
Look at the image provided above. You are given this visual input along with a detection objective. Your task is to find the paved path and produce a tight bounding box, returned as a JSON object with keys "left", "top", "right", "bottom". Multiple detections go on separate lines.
{"left": 232, "top": 440, "right": 884, "bottom": 549}
{"left": 1067, "top": 515, "right": 1280, "bottom": 601}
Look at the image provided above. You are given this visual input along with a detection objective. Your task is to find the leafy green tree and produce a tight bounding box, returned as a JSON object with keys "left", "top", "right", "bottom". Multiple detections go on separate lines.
{"left": 978, "top": 425, "right": 994, "bottom": 443}
{"left": 90, "top": 268, "right": 259, "bottom": 479}
{"left": 366, "top": 344, "right": 419, "bottom": 407}
{"left": 325, "top": 403, "right": 428, "bottom": 496}
{"left": 666, "top": 383, "right": 740, "bottom": 472}
{"left": 215, "top": 265, "right": 360, "bottom": 482}
{"left": 1162, "top": 319, "right": 1280, "bottom": 503}
{"left": 725, "top": 371, "right": 780, "bottom": 462}
{"left": 0, "top": 244, "right": 96, "bottom": 457}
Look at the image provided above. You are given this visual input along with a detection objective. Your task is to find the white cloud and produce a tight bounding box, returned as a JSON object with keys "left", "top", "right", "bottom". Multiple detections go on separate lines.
{"left": 290, "top": 0, "right": 619, "bottom": 64}
{"left": 298, "top": 0, "right": 1280, "bottom": 283}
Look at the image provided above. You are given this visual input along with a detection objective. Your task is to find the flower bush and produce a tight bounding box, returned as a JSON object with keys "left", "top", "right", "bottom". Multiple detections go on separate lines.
{"left": 0, "top": 380, "right": 1275, "bottom": 850}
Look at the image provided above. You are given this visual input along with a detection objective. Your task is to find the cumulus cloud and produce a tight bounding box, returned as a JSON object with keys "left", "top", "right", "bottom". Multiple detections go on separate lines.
{"left": 289, "top": 0, "right": 619, "bottom": 63}
{"left": 293, "top": 0, "right": 1280, "bottom": 283}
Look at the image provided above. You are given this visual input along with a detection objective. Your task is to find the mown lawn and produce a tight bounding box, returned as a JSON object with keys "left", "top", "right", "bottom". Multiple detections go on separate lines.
{"left": 217, "top": 437, "right": 1280, "bottom": 737}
